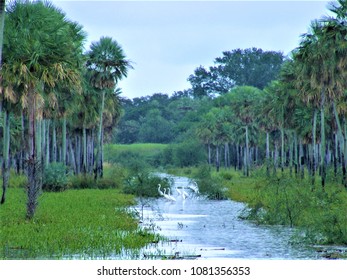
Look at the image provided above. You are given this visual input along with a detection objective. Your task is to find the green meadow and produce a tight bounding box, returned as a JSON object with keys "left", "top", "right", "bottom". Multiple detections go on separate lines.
{"left": 0, "top": 187, "right": 160, "bottom": 259}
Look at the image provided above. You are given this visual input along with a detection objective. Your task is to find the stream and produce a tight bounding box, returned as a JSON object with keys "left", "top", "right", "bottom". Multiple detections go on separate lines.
{"left": 136, "top": 174, "right": 322, "bottom": 260}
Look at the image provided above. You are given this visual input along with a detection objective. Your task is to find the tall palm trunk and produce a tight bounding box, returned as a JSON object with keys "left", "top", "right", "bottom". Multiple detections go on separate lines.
{"left": 294, "top": 131, "right": 298, "bottom": 176}
{"left": 1, "top": 108, "right": 10, "bottom": 204}
{"left": 245, "top": 125, "right": 249, "bottom": 176}
{"left": 289, "top": 132, "right": 293, "bottom": 177}
{"left": 333, "top": 101, "right": 346, "bottom": 187}
{"left": 0, "top": 0, "right": 7, "bottom": 204}
{"left": 27, "top": 86, "right": 41, "bottom": 219}
{"left": 94, "top": 90, "right": 105, "bottom": 179}
{"left": 280, "top": 127, "right": 285, "bottom": 174}
{"left": 320, "top": 89, "right": 326, "bottom": 190}
{"left": 311, "top": 109, "right": 317, "bottom": 187}
{"left": 215, "top": 145, "right": 220, "bottom": 172}
{"left": 82, "top": 127, "right": 87, "bottom": 173}
{"left": 266, "top": 132, "right": 270, "bottom": 177}
{"left": 52, "top": 121, "right": 57, "bottom": 162}
{"left": 62, "top": 116, "right": 67, "bottom": 165}
{"left": 45, "top": 119, "right": 50, "bottom": 167}
{"left": 299, "top": 138, "right": 304, "bottom": 179}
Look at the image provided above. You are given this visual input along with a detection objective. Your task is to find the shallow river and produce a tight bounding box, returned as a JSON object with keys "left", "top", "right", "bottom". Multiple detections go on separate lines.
{"left": 137, "top": 174, "right": 321, "bottom": 260}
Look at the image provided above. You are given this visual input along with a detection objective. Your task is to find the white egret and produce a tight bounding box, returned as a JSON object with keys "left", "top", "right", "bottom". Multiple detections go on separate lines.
{"left": 164, "top": 188, "right": 176, "bottom": 202}
{"left": 158, "top": 184, "right": 164, "bottom": 196}
{"left": 181, "top": 185, "right": 189, "bottom": 200}
{"left": 188, "top": 182, "right": 199, "bottom": 193}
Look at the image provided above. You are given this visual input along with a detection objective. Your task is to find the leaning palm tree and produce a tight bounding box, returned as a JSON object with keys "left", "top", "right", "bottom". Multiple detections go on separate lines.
{"left": 86, "top": 36, "right": 132, "bottom": 179}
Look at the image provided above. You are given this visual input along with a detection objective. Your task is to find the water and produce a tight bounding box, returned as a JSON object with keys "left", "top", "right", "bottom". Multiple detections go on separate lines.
{"left": 137, "top": 174, "right": 321, "bottom": 260}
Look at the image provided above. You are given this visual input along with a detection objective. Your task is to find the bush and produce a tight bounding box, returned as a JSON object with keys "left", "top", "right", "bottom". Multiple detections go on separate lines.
{"left": 123, "top": 172, "right": 172, "bottom": 198}
{"left": 42, "top": 163, "right": 70, "bottom": 192}
{"left": 9, "top": 170, "right": 27, "bottom": 188}
{"left": 195, "top": 165, "right": 227, "bottom": 200}
{"left": 69, "top": 174, "right": 96, "bottom": 189}
{"left": 159, "top": 141, "right": 206, "bottom": 168}
{"left": 69, "top": 175, "right": 123, "bottom": 190}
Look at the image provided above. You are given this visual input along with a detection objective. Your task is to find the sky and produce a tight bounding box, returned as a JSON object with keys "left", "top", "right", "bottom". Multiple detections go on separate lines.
{"left": 52, "top": 0, "right": 332, "bottom": 99}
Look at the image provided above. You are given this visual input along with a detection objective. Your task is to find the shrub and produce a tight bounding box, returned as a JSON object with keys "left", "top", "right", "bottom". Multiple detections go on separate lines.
{"left": 9, "top": 170, "right": 28, "bottom": 188}
{"left": 42, "top": 163, "right": 70, "bottom": 192}
{"left": 69, "top": 175, "right": 122, "bottom": 190}
{"left": 69, "top": 174, "right": 96, "bottom": 189}
{"left": 123, "top": 173, "right": 172, "bottom": 198}
{"left": 195, "top": 165, "right": 227, "bottom": 200}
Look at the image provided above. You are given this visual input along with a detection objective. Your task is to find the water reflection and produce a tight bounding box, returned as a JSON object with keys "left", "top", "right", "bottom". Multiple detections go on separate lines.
{"left": 138, "top": 174, "right": 321, "bottom": 259}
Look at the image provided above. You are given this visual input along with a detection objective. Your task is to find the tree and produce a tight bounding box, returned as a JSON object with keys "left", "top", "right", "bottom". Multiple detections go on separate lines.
{"left": 293, "top": 4, "right": 347, "bottom": 189}
{"left": 2, "top": 0, "right": 85, "bottom": 218}
{"left": 226, "top": 86, "right": 263, "bottom": 176}
{"left": 187, "top": 48, "right": 284, "bottom": 99}
{"left": 86, "top": 36, "right": 132, "bottom": 179}
{"left": 0, "top": 0, "right": 5, "bottom": 66}
{"left": 187, "top": 65, "right": 233, "bottom": 98}
{"left": 214, "top": 48, "right": 285, "bottom": 89}
{"left": 0, "top": 0, "right": 6, "bottom": 204}
{"left": 138, "top": 109, "right": 173, "bottom": 143}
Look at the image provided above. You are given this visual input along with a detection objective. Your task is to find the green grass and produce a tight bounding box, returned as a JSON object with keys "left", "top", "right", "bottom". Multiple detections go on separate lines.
{"left": 104, "top": 143, "right": 167, "bottom": 158}
{"left": 104, "top": 143, "right": 168, "bottom": 170}
{"left": 221, "top": 169, "right": 347, "bottom": 245}
{"left": 0, "top": 188, "right": 160, "bottom": 259}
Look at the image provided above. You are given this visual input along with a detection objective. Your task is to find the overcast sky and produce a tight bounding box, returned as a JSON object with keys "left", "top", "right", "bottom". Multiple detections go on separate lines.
{"left": 52, "top": 0, "right": 331, "bottom": 99}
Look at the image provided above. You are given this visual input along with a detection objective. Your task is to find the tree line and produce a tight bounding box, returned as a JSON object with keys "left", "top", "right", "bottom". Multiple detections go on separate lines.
{"left": 2, "top": 0, "right": 347, "bottom": 220}
{"left": 0, "top": 1, "right": 132, "bottom": 218}
{"left": 116, "top": 0, "right": 347, "bottom": 192}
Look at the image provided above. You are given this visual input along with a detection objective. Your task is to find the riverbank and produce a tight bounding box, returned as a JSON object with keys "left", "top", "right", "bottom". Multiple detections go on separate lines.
{"left": 166, "top": 166, "right": 347, "bottom": 251}
{"left": 0, "top": 188, "right": 160, "bottom": 259}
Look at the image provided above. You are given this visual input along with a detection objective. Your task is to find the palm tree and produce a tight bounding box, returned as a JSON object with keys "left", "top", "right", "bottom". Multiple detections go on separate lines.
{"left": 86, "top": 36, "right": 132, "bottom": 179}
{"left": 227, "top": 86, "right": 263, "bottom": 176}
{"left": 294, "top": 3, "right": 347, "bottom": 189}
{"left": 0, "top": 0, "right": 5, "bottom": 66}
{"left": 0, "top": 0, "right": 6, "bottom": 204}
{"left": 2, "top": 0, "right": 85, "bottom": 218}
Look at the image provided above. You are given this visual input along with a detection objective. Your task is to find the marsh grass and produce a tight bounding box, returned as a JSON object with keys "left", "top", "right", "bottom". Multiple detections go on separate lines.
{"left": 221, "top": 169, "right": 347, "bottom": 245}
{"left": 0, "top": 188, "right": 160, "bottom": 259}
{"left": 104, "top": 143, "right": 167, "bottom": 169}
{"left": 166, "top": 166, "right": 347, "bottom": 245}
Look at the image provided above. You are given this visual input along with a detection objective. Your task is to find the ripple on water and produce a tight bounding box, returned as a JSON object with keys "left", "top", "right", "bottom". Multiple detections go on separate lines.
{"left": 137, "top": 174, "right": 321, "bottom": 260}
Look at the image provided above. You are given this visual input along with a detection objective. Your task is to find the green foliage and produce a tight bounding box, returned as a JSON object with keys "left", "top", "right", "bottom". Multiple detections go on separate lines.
{"left": 160, "top": 141, "right": 206, "bottom": 168}
{"left": 138, "top": 109, "right": 174, "bottom": 143}
{"left": 104, "top": 143, "right": 167, "bottom": 169}
{"left": 0, "top": 188, "right": 159, "bottom": 259}
{"left": 68, "top": 174, "right": 96, "bottom": 189}
{"left": 123, "top": 173, "right": 171, "bottom": 198}
{"left": 69, "top": 164, "right": 126, "bottom": 190}
{"left": 42, "top": 163, "right": 70, "bottom": 192}
{"left": 221, "top": 169, "right": 347, "bottom": 245}
{"left": 187, "top": 48, "right": 284, "bottom": 98}
{"left": 195, "top": 165, "right": 227, "bottom": 200}
{"left": 8, "top": 170, "right": 27, "bottom": 189}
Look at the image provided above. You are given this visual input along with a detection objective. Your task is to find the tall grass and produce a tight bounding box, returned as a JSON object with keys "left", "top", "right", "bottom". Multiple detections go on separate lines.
{"left": 0, "top": 188, "right": 160, "bottom": 259}
{"left": 221, "top": 169, "right": 347, "bottom": 245}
